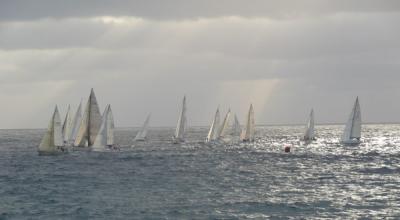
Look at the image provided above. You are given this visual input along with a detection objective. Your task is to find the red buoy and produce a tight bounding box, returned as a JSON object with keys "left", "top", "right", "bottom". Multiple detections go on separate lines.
{"left": 284, "top": 146, "right": 291, "bottom": 153}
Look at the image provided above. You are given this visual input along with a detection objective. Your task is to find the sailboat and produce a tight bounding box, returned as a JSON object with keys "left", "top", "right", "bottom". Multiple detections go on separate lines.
{"left": 62, "top": 105, "right": 73, "bottom": 145}
{"left": 38, "top": 106, "right": 66, "bottom": 155}
{"left": 172, "top": 96, "right": 187, "bottom": 144}
{"left": 218, "top": 109, "right": 231, "bottom": 140}
{"left": 232, "top": 114, "right": 241, "bottom": 137}
{"left": 221, "top": 113, "right": 242, "bottom": 144}
{"left": 341, "top": 97, "right": 361, "bottom": 145}
{"left": 92, "top": 104, "right": 115, "bottom": 150}
{"left": 303, "top": 109, "right": 315, "bottom": 142}
{"left": 74, "top": 89, "right": 102, "bottom": 148}
{"left": 134, "top": 114, "right": 151, "bottom": 142}
{"left": 69, "top": 102, "right": 82, "bottom": 145}
{"left": 205, "top": 108, "right": 220, "bottom": 143}
{"left": 240, "top": 104, "right": 255, "bottom": 142}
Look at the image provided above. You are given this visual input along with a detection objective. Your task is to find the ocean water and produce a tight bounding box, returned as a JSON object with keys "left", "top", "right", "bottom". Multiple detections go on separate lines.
{"left": 1, "top": 124, "right": 400, "bottom": 219}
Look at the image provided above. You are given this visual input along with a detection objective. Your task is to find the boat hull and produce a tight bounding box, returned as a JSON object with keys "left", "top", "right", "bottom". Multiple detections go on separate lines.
{"left": 241, "top": 139, "right": 254, "bottom": 143}
{"left": 134, "top": 138, "right": 147, "bottom": 142}
{"left": 172, "top": 137, "right": 184, "bottom": 144}
{"left": 341, "top": 139, "right": 361, "bottom": 146}
{"left": 72, "top": 146, "right": 92, "bottom": 152}
{"left": 302, "top": 137, "right": 316, "bottom": 145}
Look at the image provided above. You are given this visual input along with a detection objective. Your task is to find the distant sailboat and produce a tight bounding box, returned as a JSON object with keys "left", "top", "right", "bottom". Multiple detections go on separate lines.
{"left": 341, "top": 97, "right": 361, "bottom": 145}
{"left": 205, "top": 108, "right": 220, "bottom": 143}
{"left": 303, "top": 109, "right": 315, "bottom": 142}
{"left": 172, "top": 96, "right": 187, "bottom": 144}
{"left": 240, "top": 104, "right": 255, "bottom": 142}
{"left": 62, "top": 105, "right": 73, "bottom": 144}
{"left": 218, "top": 109, "right": 231, "bottom": 139}
{"left": 134, "top": 114, "right": 151, "bottom": 142}
{"left": 70, "top": 102, "right": 82, "bottom": 144}
{"left": 38, "top": 106, "right": 65, "bottom": 155}
{"left": 74, "top": 89, "right": 102, "bottom": 147}
{"left": 93, "top": 104, "right": 115, "bottom": 150}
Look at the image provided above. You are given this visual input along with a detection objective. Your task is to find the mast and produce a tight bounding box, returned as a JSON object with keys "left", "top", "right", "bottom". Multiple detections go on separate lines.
{"left": 70, "top": 102, "right": 82, "bottom": 143}
{"left": 73, "top": 89, "right": 102, "bottom": 147}
{"left": 93, "top": 104, "right": 114, "bottom": 147}
{"left": 39, "top": 105, "right": 63, "bottom": 152}
{"left": 206, "top": 108, "right": 220, "bottom": 142}
{"left": 218, "top": 109, "right": 231, "bottom": 138}
{"left": 241, "top": 104, "right": 254, "bottom": 141}
{"left": 87, "top": 91, "right": 91, "bottom": 146}
{"left": 232, "top": 114, "right": 241, "bottom": 136}
{"left": 62, "top": 105, "right": 72, "bottom": 143}
{"left": 175, "top": 96, "right": 186, "bottom": 140}
{"left": 304, "top": 109, "right": 315, "bottom": 140}
{"left": 135, "top": 113, "right": 151, "bottom": 140}
{"left": 88, "top": 88, "right": 102, "bottom": 146}
{"left": 350, "top": 97, "right": 361, "bottom": 139}
{"left": 341, "top": 97, "right": 361, "bottom": 142}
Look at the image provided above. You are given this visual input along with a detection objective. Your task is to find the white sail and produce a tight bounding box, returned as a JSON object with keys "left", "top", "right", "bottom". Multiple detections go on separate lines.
{"left": 218, "top": 109, "right": 231, "bottom": 138}
{"left": 74, "top": 89, "right": 102, "bottom": 147}
{"left": 341, "top": 97, "right": 361, "bottom": 143}
{"left": 135, "top": 113, "right": 151, "bottom": 141}
{"left": 303, "top": 109, "right": 315, "bottom": 141}
{"left": 39, "top": 106, "right": 64, "bottom": 153}
{"left": 173, "top": 96, "right": 187, "bottom": 143}
{"left": 93, "top": 104, "right": 115, "bottom": 149}
{"left": 232, "top": 114, "right": 241, "bottom": 136}
{"left": 206, "top": 108, "right": 220, "bottom": 142}
{"left": 62, "top": 105, "right": 73, "bottom": 143}
{"left": 240, "top": 104, "right": 255, "bottom": 142}
{"left": 70, "top": 102, "right": 82, "bottom": 143}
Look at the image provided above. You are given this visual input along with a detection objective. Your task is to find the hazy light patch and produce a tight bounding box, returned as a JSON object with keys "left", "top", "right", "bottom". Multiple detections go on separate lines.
{"left": 217, "top": 79, "right": 281, "bottom": 123}
{"left": 92, "top": 16, "right": 145, "bottom": 26}
{"left": 0, "top": 80, "right": 74, "bottom": 129}
{"left": 0, "top": 11, "right": 399, "bottom": 127}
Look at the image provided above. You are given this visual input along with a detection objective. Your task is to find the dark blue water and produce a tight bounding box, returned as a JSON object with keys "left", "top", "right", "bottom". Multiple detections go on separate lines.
{"left": 1, "top": 125, "right": 400, "bottom": 219}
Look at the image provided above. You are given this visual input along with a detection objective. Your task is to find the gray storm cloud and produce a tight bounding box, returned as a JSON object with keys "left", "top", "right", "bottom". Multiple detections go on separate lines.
{"left": 1, "top": 0, "right": 400, "bottom": 21}
{"left": 0, "top": 1, "right": 399, "bottom": 128}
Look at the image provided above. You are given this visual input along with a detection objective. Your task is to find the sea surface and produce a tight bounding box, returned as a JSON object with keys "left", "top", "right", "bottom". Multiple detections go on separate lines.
{"left": 1, "top": 124, "right": 400, "bottom": 219}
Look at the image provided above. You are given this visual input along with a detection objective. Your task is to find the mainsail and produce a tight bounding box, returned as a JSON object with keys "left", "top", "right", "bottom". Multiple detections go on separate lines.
{"left": 303, "top": 109, "right": 315, "bottom": 141}
{"left": 93, "top": 104, "right": 115, "bottom": 148}
{"left": 62, "top": 105, "right": 73, "bottom": 144}
{"left": 135, "top": 113, "right": 151, "bottom": 141}
{"left": 206, "top": 108, "right": 220, "bottom": 142}
{"left": 173, "top": 96, "right": 187, "bottom": 143}
{"left": 341, "top": 97, "right": 361, "bottom": 143}
{"left": 218, "top": 109, "right": 231, "bottom": 139}
{"left": 39, "top": 106, "right": 64, "bottom": 153}
{"left": 70, "top": 102, "right": 82, "bottom": 143}
{"left": 74, "top": 89, "right": 102, "bottom": 147}
{"left": 240, "top": 104, "right": 255, "bottom": 142}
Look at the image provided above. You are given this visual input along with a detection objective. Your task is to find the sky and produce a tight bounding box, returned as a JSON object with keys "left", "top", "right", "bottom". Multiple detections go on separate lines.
{"left": 0, "top": 0, "right": 400, "bottom": 128}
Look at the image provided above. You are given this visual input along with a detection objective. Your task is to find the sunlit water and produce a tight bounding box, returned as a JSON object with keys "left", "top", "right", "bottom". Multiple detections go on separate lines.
{"left": 1, "top": 124, "right": 400, "bottom": 219}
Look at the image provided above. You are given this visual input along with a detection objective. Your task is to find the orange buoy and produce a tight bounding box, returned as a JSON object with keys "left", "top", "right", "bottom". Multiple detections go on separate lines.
{"left": 284, "top": 146, "right": 291, "bottom": 153}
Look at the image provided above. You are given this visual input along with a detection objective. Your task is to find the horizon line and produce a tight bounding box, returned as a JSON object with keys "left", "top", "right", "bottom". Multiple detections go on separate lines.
{"left": 3, "top": 121, "right": 400, "bottom": 130}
